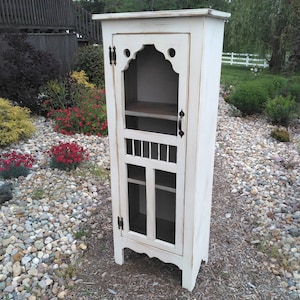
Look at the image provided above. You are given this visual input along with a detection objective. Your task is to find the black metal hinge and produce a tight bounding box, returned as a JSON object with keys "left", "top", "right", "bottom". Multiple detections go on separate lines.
{"left": 117, "top": 216, "right": 123, "bottom": 230}
{"left": 109, "top": 46, "right": 116, "bottom": 65}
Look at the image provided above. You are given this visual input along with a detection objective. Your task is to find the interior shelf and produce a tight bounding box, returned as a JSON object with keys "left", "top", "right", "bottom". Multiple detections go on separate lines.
{"left": 125, "top": 101, "right": 177, "bottom": 121}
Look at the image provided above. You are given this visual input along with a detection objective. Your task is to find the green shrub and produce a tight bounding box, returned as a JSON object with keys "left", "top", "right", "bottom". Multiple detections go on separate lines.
{"left": 42, "top": 72, "right": 88, "bottom": 113}
{"left": 254, "top": 78, "right": 276, "bottom": 97}
{"left": 265, "top": 94, "right": 297, "bottom": 127}
{"left": 287, "top": 81, "right": 300, "bottom": 103}
{"left": 0, "top": 33, "right": 60, "bottom": 114}
{"left": 228, "top": 81, "right": 269, "bottom": 115}
{"left": 270, "top": 128, "right": 290, "bottom": 142}
{"left": 254, "top": 76, "right": 288, "bottom": 99}
{"left": 46, "top": 88, "right": 108, "bottom": 136}
{"left": 0, "top": 98, "right": 36, "bottom": 146}
{"left": 72, "top": 45, "right": 104, "bottom": 87}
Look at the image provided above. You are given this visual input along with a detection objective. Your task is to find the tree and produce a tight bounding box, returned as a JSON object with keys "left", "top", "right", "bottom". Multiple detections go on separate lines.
{"left": 78, "top": 0, "right": 229, "bottom": 13}
{"left": 76, "top": 0, "right": 105, "bottom": 13}
{"left": 226, "top": 0, "right": 300, "bottom": 73}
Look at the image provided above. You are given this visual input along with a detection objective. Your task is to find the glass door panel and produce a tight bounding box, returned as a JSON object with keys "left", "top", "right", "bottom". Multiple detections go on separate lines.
{"left": 155, "top": 170, "right": 176, "bottom": 244}
{"left": 155, "top": 189, "right": 176, "bottom": 244}
{"left": 127, "top": 165, "right": 146, "bottom": 235}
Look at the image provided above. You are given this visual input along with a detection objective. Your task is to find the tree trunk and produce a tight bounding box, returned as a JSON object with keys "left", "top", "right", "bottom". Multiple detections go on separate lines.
{"left": 269, "top": 37, "right": 286, "bottom": 73}
{"left": 284, "top": 35, "right": 300, "bottom": 74}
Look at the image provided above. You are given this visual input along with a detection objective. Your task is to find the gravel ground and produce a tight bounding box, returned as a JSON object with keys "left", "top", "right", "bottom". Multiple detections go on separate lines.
{"left": 0, "top": 95, "right": 299, "bottom": 299}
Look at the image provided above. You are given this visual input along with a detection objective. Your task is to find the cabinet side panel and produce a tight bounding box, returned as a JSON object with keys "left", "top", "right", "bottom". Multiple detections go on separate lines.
{"left": 193, "top": 17, "right": 226, "bottom": 265}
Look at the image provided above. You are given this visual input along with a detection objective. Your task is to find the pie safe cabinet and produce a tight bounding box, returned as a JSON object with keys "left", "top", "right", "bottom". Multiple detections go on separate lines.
{"left": 93, "top": 9, "right": 230, "bottom": 291}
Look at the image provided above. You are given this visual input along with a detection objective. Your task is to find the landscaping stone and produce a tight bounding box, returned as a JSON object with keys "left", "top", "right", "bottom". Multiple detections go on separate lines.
{"left": 0, "top": 182, "right": 13, "bottom": 204}
{"left": 0, "top": 99, "right": 299, "bottom": 298}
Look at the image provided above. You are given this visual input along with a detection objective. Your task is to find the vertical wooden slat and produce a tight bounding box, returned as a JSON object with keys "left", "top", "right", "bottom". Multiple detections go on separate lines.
{"left": 7, "top": 0, "right": 11, "bottom": 24}
{"left": 41, "top": 0, "right": 47, "bottom": 26}
{"left": 23, "top": 0, "right": 31, "bottom": 26}
{"left": 0, "top": 1, "right": 7, "bottom": 24}
{"left": 10, "top": 0, "right": 17, "bottom": 25}
{"left": 4, "top": 0, "right": 11, "bottom": 25}
{"left": 19, "top": 0, "right": 26, "bottom": 25}
{"left": 27, "top": 0, "right": 33, "bottom": 26}
{"left": 17, "top": 0, "right": 23, "bottom": 24}
{"left": 33, "top": 0, "right": 41, "bottom": 26}
{"left": 32, "top": 0, "right": 38, "bottom": 26}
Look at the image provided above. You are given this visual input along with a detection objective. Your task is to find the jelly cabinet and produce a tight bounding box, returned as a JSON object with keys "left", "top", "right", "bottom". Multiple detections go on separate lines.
{"left": 93, "top": 9, "right": 230, "bottom": 291}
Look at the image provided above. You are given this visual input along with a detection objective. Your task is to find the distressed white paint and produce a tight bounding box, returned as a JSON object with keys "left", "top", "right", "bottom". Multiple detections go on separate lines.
{"left": 93, "top": 8, "right": 230, "bottom": 291}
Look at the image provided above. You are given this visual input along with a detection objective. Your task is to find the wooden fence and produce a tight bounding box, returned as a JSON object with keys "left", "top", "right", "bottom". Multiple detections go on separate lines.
{"left": 222, "top": 52, "right": 269, "bottom": 68}
{"left": 0, "top": 0, "right": 74, "bottom": 31}
{"left": 0, "top": 0, "right": 102, "bottom": 73}
{"left": 0, "top": 0, "right": 101, "bottom": 43}
{"left": 74, "top": 3, "right": 102, "bottom": 44}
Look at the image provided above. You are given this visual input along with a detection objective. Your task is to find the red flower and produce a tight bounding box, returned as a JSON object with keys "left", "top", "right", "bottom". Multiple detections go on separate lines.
{"left": 47, "top": 141, "right": 89, "bottom": 171}
{"left": 0, "top": 151, "right": 35, "bottom": 178}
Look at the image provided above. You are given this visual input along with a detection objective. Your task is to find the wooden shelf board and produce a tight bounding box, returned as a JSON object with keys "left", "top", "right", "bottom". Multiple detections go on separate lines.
{"left": 125, "top": 101, "right": 178, "bottom": 121}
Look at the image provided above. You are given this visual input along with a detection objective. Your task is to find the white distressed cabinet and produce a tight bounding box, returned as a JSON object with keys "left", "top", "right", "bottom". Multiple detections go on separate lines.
{"left": 93, "top": 9, "right": 230, "bottom": 291}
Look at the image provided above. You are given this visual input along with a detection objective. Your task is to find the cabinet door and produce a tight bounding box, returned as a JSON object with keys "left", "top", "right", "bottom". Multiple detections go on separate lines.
{"left": 113, "top": 34, "right": 190, "bottom": 255}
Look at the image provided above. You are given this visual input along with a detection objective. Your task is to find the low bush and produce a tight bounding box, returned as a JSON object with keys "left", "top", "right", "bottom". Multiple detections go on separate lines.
{"left": 254, "top": 76, "right": 288, "bottom": 99}
{"left": 46, "top": 88, "right": 108, "bottom": 136}
{"left": 71, "top": 70, "right": 95, "bottom": 89}
{"left": 270, "top": 128, "right": 290, "bottom": 142}
{"left": 0, "top": 98, "right": 36, "bottom": 146}
{"left": 0, "top": 151, "right": 35, "bottom": 179}
{"left": 228, "top": 81, "right": 269, "bottom": 115}
{"left": 47, "top": 141, "right": 89, "bottom": 171}
{"left": 72, "top": 45, "right": 104, "bottom": 87}
{"left": 265, "top": 94, "right": 298, "bottom": 127}
{"left": 0, "top": 33, "right": 60, "bottom": 114}
{"left": 42, "top": 71, "right": 89, "bottom": 113}
{"left": 287, "top": 80, "right": 300, "bottom": 102}
{"left": 254, "top": 78, "right": 276, "bottom": 98}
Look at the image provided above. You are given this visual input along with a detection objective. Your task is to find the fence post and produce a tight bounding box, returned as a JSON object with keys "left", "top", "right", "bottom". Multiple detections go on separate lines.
{"left": 246, "top": 54, "right": 249, "bottom": 67}
{"left": 231, "top": 52, "right": 234, "bottom": 65}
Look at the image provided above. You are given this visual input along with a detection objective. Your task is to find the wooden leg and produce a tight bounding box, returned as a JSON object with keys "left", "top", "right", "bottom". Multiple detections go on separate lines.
{"left": 181, "top": 266, "right": 197, "bottom": 292}
{"left": 114, "top": 247, "right": 124, "bottom": 265}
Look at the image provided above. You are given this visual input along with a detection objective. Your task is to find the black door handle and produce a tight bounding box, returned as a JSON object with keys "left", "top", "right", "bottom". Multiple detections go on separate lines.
{"left": 178, "top": 110, "right": 185, "bottom": 137}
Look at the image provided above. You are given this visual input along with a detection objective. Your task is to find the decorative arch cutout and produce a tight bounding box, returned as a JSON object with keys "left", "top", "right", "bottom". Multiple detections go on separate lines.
{"left": 124, "top": 44, "right": 179, "bottom": 105}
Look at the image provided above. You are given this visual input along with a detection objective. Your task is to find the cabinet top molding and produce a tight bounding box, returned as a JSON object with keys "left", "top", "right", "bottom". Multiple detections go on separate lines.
{"left": 92, "top": 8, "right": 230, "bottom": 21}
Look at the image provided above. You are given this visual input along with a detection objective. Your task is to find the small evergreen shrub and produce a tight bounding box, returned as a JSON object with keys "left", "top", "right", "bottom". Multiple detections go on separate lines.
{"left": 254, "top": 78, "right": 276, "bottom": 97}
{"left": 0, "top": 98, "right": 36, "bottom": 146}
{"left": 254, "top": 77, "right": 288, "bottom": 99}
{"left": 72, "top": 45, "right": 104, "bottom": 87}
{"left": 270, "top": 76, "right": 289, "bottom": 97}
{"left": 228, "top": 81, "right": 269, "bottom": 115}
{"left": 270, "top": 128, "right": 290, "bottom": 142}
{"left": 0, "top": 32, "right": 60, "bottom": 114}
{"left": 71, "top": 70, "right": 95, "bottom": 89}
{"left": 265, "top": 94, "right": 297, "bottom": 127}
{"left": 287, "top": 81, "right": 300, "bottom": 103}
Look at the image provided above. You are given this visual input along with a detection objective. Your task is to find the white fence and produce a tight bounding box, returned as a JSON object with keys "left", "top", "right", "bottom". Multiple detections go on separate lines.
{"left": 222, "top": 52, "right": 269, "bottom": 68}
